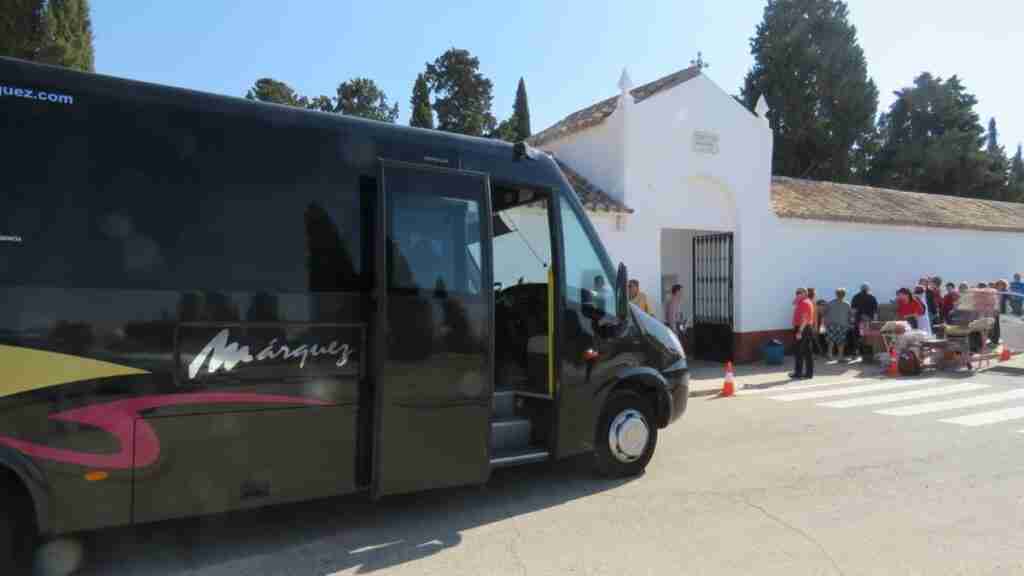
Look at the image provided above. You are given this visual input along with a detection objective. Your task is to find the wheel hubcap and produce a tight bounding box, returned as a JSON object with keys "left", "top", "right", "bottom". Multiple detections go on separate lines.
{"left": 608, "top": 409, "right": 649, "bottom": 463}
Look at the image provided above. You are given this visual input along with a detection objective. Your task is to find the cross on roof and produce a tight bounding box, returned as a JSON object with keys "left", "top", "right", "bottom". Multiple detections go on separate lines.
{"left": 690, "top": 52, "right": 710, "bottom": 70}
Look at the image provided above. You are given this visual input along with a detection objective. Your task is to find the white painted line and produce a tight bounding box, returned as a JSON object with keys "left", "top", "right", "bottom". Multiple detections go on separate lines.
{"left": 939, "top": 405, "right": 1024, "bottom": 427}
{"left": 818, "top": 383, "right": 989, "bottom": 408}
{"left": 768, "top": 379, "right": 938, "bottom": 402}
{"left": 740, "top": 379, "right": 864, "bottom": 395}
{"left": 876, "top": 388, "right": 1024, "bottom": 416}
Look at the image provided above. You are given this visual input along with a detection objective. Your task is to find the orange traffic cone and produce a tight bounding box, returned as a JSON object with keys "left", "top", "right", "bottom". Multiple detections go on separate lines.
{"left": 1001, "top": 346, "right": 1012, "bottom": 362}
{"left": 721, "top": 361, "right": 736, "bottom": 397}
{"left": 887, "top": 348, "right": 899, "bottom": 377}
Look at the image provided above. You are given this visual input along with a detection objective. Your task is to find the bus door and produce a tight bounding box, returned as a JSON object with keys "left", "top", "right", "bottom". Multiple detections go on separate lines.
{"left": 373, "top": 160, "right": 494, "bottom": 496}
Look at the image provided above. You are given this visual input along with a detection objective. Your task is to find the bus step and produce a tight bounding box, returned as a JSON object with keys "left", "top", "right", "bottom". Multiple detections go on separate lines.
{"left": 490, "top": 447, "right": 550, "bottom": 468}
{"left": 490, "top": 417, "right": 531, "bottom": 452}
{"left": 492, "top": 390, "right": 517, "bottom": 419}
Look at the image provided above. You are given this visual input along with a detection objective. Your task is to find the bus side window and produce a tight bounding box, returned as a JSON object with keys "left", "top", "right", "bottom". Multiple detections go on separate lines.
{"left": 559, "top": 201, "right": 614, "bottom": 320}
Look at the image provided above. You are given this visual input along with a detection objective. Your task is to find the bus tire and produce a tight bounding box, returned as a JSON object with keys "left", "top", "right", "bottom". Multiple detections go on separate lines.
{"left": 594, "top": 390, "right": 658, "bottom": 478}
{"left": 0, "top": 474, "right": 36, "bottom": 575}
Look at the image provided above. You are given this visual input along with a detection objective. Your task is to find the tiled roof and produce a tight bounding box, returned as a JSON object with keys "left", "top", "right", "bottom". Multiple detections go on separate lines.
{"left": 528, "top": 66, "right": 702, "bottom": 147}
{"left": 771, "top": 176, "right": 1024, "bottom": 233}
{"left": 553, "top": 158, "right": 633, "bottom": 214}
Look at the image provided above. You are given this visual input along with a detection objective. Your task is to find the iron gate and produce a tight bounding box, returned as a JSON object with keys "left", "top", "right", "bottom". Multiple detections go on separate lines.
{"left": 692, "top": 233, "right": 734, "bottom": 362}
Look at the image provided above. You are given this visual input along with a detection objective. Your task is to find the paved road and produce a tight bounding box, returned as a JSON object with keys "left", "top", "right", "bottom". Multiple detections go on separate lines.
{"left": 44, "top": 364, "right": 1024, "bottom": 575}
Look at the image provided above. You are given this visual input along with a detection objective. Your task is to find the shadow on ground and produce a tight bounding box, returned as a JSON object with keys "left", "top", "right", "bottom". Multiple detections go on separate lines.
{"left": 72, "top": 456, "right": 631, "bottom": 575}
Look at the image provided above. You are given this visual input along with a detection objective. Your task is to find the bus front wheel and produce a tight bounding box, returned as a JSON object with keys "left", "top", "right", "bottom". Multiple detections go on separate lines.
{"left": 0, "top": 476, "right": 36, "bottom": 575}
{"left": 594, "top": 390, "right": 658, "bottom": 478}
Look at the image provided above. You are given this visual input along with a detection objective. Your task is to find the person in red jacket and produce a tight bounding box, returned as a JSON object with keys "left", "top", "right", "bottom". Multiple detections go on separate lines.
{"left": 790, "top": 288, "right": 816, "bottom": 380}
{"left": 896, "top": 288, "right": 926, "bottom": 329}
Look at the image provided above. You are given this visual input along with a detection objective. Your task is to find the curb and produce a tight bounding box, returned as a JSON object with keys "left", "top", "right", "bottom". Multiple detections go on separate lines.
{"left": 688, "top": 388, "right": 722, "bottom": 398}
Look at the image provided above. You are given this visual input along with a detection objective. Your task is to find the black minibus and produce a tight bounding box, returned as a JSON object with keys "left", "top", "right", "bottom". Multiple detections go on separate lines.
{"left": 0, "top": 57, "right": 688, "bottom": 570}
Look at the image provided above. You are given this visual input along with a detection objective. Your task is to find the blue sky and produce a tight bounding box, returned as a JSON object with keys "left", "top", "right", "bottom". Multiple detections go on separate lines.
{"left": 92, "top": 0, "right": 1022, "bottom": 154}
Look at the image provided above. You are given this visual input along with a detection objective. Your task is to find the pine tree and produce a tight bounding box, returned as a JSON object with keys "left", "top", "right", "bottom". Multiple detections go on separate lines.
{"left": 410, "top": 73, "right": 434, "bottom": 129}
{"left": 741, "top": 0, "right": 878, "bottom": 182}
{"left": 870, "top": 73, "right": 991, "bottom": 198}
{"left": 37, "top": 0, "right": 94, "bottom": 72}
{"left": 335, "top": 77, "right": 399, "bottom": 123}
{"left": 424, "top": 48, "right": 496, "bottom": 136}
{"left": 0, "top": 0, "right": 46, "bottom": 61}
{"left": 513, "top": 77, "right": 531, "bottom": 141}
{"left": 245, "top": 78, "right": 309, "bottom": 108}
{"left": 306, "top": 95, "right": 335, "bottom": 113}
{"left": 1008, "top": 144, "right": 1024, "bottom": 202}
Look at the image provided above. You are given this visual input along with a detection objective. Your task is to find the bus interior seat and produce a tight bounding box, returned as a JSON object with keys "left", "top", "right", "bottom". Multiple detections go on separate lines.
{"left": 495, "top": 282, "right": 549, "bottom": 395}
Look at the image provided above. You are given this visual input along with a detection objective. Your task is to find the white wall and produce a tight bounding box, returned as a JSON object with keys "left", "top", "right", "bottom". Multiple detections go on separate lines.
{"left": 544, "top": 109, "right": 626, "bottom": 204}
{"left": 617, "top": 74, "right": 773, "bottom": 326}
{"left": 537, "top": 67, "right": 1024, "bottom": 342}
{"left": 540, "top": 71, "right": 773, "bottom": 329}
{"left": 745, "top": 216, "right": 1024, "bottom": 332}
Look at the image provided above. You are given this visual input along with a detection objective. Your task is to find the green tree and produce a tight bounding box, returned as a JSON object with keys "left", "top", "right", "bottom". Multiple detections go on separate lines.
{"left": 335, "top": 77, "right": 398, "bottom": 123}
{"left": 513, "top": 77, "right": 531, "bottom": 140}
{"left": 1008, "top": 144, "right": 1024, "bottom": 202}
{"left": 424, "top": 48, "right": 496, "bottom": 136}
{"left": 869, "top": 73, "right": 991, "bottom": 198}
{"left": 983, "top": 118, "right": 1009, "bottom": 200}
{"left": 245, "top": 78, "right": 309, "bottom": 107}
{"left": 410, "top": 73, "right": 434, "bottom": 129}
{"left": 490, "top": 117, "right": 518, "bottom": 142}
{"left": 0, "top": 0, "right": 45, "bottom": 61}
{"left": 37, "top": 0, "right": 95, "bottom": 72}
{"left": 305, "top": 95, "right": 335, "bottom": 113}
{"left": 741, "top": 0, "right": 878, "bottom": 182}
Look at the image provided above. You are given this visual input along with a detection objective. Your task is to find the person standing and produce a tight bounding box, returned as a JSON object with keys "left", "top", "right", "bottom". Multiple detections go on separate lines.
{"left": 825, "top": 288, "right": 853, "bottom": 362}
{"left": 628, "top": 279, "right": 652, "bottom": 315}
{"left": 791, "top": 288, "right": 815, "bottom": 379}
{"left": 807, "top": 287, "right": 824, "bottom": 355}
{"left": 927, "top": 277, "right": 943, "bottom": 327}
{"left": 912, "top": 286, "right": 933, "bottom": 336}
{"left": 993, "top": 279, "right": 1010, "bottom": 345}
{"left": 1010, "top": 273, "right": 1024, "bottom": 316}
{"left": 851, "top": 283, "right": 879, "bottom": 361}
{"left": 664, "top": 284, "right": 685, "bottom": 337}
{"left": 941, "top": 282, "right": 960, "bottom": 324}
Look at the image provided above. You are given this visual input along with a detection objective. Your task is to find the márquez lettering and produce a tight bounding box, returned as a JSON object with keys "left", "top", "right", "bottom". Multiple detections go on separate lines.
{"left": 188, "top": 329, "right": 354, "bottom": 379}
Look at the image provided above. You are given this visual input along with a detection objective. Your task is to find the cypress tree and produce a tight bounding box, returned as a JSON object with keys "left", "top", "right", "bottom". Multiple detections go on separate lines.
{"left": 0, "top": 0, "right": 46, "bottom": 61}
{"left": 38, "top": 0, "right": 95, "bottom": 72}
{"left": 985, "top": 118, "right": 1009, "bottom": 199}
{"left": 513, "top": 77, "right": 531, "bottom": 140}
{"left": 410, "top": 73, "right": 434, "bottom": 129}
{"left": 1008, "top": 144, "right": 1024, "bottom": 202}
{"left": 742, "top": 0, "right": 878, "bottom": 182}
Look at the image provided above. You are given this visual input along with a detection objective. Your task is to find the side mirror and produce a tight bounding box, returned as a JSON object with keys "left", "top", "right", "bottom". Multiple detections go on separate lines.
{"left": 616, "top": 262, "right": 629, "bottom": 320}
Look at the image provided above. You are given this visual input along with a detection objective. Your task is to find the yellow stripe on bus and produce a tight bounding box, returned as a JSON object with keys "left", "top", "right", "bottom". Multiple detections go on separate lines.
{"left": 0, "top": 345, "right": 149, "bottom": 398}
{"left": 548, "top": 268, "right": 555, "bottom": 397}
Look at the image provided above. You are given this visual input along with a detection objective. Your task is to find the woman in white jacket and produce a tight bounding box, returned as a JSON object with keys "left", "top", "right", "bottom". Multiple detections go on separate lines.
{"left": 913, "top": 285, "right": 933, "bottom": 336}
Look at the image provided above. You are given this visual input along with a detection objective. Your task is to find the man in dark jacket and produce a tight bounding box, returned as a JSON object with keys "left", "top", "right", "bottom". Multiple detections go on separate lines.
{"left": 926, "top": 277, "right": 943, "bottom": 327}
{"left": 851, "top": 283, "right": 879, "bottom": 361}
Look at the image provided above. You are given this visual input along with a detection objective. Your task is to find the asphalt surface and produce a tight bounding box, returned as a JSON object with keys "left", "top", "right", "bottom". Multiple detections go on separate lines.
{"left": 41, "top": 364, "right": 1024, "bottom": 575}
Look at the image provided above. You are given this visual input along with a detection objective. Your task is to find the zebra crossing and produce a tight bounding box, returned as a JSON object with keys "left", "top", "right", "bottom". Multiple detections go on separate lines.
{"left": 743, "top": 376, "right": 1024, "bottom": 433}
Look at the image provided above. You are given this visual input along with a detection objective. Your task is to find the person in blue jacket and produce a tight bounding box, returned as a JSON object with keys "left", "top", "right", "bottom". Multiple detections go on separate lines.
{"left": 1010, "top": 273, "right": 1024, "bottom": 316}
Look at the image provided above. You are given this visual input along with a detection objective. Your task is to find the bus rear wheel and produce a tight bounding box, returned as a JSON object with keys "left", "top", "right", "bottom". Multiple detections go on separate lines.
{"left": 594, "top": 391, "right": 658, "bottom": 478}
